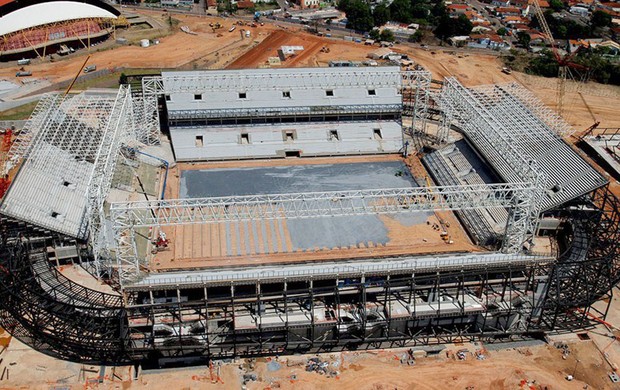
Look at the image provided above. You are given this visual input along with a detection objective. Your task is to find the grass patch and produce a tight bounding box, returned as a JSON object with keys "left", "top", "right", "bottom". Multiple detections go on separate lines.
{"left": 70, "top": 68, "right": 165, "bottom": 91}
{"left": 0, "top": 100, "right": 39, "bottom": 121}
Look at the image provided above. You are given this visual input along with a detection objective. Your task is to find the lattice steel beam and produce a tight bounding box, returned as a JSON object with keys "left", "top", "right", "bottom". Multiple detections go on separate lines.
{"left": 131, "top": 94, "right": 160, "bottom": 146}
{"left": 487, "top": 83, "right": 573, "bottom": 138}
{"left": 110, "top": 182, "right": 536, "bottom": 284}
{"left": 438, "top": 78, "right": 546, "bottom": 253}
{"left": 402, "top": 70, "right": 431, "bottom": 134}
{"left": 111, "top": 183, "right": 533, "bottom": 227}
{"left": 86, "top": 85, "right": 135, "bottom": 277}
{"left": 6, "top": 93, "right": 62, "bottom": 166}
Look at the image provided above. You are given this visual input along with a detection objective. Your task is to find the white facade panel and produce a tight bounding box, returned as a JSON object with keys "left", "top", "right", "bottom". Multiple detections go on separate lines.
{"left": 170, "top": 121, "right": 403, "bottom": 161}
{"left": 165, "top": 87, "right": 402, "bottom": 112}
{"left": 162, "top": 67, "right": 403, "bottom": 113}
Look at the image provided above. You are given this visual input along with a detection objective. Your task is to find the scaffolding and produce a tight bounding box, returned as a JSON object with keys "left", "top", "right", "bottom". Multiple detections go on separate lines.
{"left": 87, "top": 86, "right": 136, "bottom": 276}
{"left": 137, "top": 78, "right": 163, "bottom": 145}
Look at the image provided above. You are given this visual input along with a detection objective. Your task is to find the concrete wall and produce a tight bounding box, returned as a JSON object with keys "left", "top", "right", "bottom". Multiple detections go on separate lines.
{"left": 170, "top": 121, "right": 403, "bottom": 161}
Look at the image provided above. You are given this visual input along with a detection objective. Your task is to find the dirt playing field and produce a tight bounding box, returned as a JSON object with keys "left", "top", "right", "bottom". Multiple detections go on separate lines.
{"left": 152, "top": 155, "right": 477, "bottom": 271}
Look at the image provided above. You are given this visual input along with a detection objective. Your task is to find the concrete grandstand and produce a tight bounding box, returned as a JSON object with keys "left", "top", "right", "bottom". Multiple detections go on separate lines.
{"left": 0, "top": 0, "right": 121, "bottom": 60}
{"left": 0, "top": 66, "right": 619, "bottom": 368}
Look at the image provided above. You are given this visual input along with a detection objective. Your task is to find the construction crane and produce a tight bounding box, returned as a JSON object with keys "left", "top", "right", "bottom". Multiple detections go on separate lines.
{"left": 575, "top": 92, "right": 600, "bottom": 141}
{"left": 531, "top": 0, "right": 589, "bottom": 117}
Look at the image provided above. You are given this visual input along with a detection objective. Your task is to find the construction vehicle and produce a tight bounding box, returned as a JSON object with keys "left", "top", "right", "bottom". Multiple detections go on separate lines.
{"left": 151, "top": 231, "right": 169, "bottom": 253}
{"left": 0, "top": 174, "right": 10, "bottom": 199}
{"left": 209, "top": 22, "right": 222, "bottom": 33}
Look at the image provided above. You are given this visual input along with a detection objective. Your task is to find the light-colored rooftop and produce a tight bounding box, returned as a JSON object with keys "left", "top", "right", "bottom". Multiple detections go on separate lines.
{"left": 0, "top": 1, "right": 117, "bottom": 36}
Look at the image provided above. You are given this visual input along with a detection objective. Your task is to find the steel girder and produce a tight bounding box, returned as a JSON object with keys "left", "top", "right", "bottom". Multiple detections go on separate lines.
{"left": 166, "top": 103, "right": 402, "bottom": 121}
{"left": 136, "top": 77, "right": 162, "bottom": 146}
{"left": 111, "top": 182, "right": 536, "bottom": 285}
{"left": 402, "top": 70, "right": 431, "bottom": 135}
{"left": 86, "top": 86, "right": 135, "bottom": 277}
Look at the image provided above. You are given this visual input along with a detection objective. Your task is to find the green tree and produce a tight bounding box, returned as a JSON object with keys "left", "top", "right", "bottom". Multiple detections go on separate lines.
{"left": 119, "top": 73, "right": 128, "bottom": 85}
{"left": 338, "top": 0, "right": 374, "bottom": 31}
{"left": 389, "top": 0, "right": 413, "bottom": 23}
{"left": 373, "top": 2, "right": 391, "bottom": 26}
{"left": 434, "top": 14, "right": 472, "bottom": 40}
{"left": 411, "top": 3, "right": 430, "bottom": 19}
{"left": 408, "top": 29, "right": 425, "bottom": 42}
{"left": 517, "top": 31, "right": 531, "bottom": 47}
{"left": 379, "top": 29, "right": 395, "bottom": 42}
{"left": 526, "top": 49, "right": 559, "bottom": 77}
{"left": 549, "top": 0, "right": 564, "bottom": 12}
{"left": 591, "top": 10, "right": 612, "bottom": 28}
{"left": 431, "top": 1, "right": 447, "bottom": 21}
{"left": 369, "top": 28, "right": 381, "bottom": 40}
{"left": 497, "top": 27, "right": 508, "bottom": 36}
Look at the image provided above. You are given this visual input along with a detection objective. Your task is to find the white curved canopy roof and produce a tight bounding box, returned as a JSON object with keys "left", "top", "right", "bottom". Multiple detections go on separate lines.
{"left": 0, "top": 1, "right": 117, "bottom": 36}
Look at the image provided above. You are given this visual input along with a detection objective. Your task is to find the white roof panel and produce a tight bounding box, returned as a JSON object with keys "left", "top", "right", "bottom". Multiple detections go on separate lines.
{"left": 0, "top": 1, "right": 117, "bottom": 36}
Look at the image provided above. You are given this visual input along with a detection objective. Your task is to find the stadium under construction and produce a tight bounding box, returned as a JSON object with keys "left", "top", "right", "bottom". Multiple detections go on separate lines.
{"left": 0, "top": 66, "right": 619, "bottom": 367}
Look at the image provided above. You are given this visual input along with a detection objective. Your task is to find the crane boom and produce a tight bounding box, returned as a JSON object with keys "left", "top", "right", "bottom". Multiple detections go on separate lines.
{"left": 532, "top": 0, "right": 556, "bottom": 54}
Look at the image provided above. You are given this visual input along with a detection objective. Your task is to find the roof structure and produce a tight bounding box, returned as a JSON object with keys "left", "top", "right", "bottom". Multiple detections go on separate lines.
{"left": 0, "top": 0, "right": 119, "bottom": 36}
{"left": 463, "top": 82, "right": 608, "bottom": 211}
{"left": 0, "top": 88, "right": 133, "bottom": 239}
{"left": 161, "top": 67, "right": 403, "bottom": 116}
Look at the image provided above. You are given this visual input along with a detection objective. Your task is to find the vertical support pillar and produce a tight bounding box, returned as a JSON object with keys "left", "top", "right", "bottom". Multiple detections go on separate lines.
{"left": 284, "top": 280, "right": 289, "bottom": 349}
{"left": 230, "top": 284, "right": 237, "bottom": 357}
{"left": 203, "top": 284, "right": 211, "bottom": 356}
{"left": 309, "top": 279, "right": 315, "bottom": 347}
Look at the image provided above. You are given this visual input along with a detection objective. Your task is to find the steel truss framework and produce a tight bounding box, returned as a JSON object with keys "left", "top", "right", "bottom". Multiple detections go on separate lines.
{"left": 111, "top": 182, "right": 536, "bottom": 284}
{"left": 438, "top": 78, "right": 546, "bottom": 253}
{"left": 87, "top": 86, "right": 136, "bottom": 276}
{"left": 477, "top": 83, "right": 574, "bottom": 138}
{"left": 401, "top": 70, "right": 431, "bottom": 135}
{"left": 440, "top": 80, "right": 605, "bottom": 211}
{"left": 166, "top": 104, "right": 402, "bottom": 121}
{"left": 1, "top": 87, "right": 137, "bottom": 276}
{"left": 5, "top": 93, "right": 62, "bottom": 168}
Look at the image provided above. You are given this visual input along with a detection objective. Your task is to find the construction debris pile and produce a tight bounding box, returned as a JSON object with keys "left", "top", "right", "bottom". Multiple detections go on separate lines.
{"left": 305, "top": 356, "right": 339, "bottom": 378}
